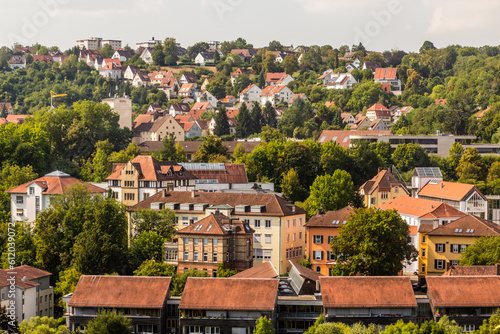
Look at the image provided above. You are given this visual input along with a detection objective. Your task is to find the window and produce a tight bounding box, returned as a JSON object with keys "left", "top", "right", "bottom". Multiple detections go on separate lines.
{"left": 182, "top": 216, "right": 189, "bottom": 226}
{"left": 327, "top": 251, "right": 336, "bottom": 261}
{"left": 183, "top": 237, "right": 189, "bottom": 245}
{"left": 264, "top": 234, "right": 272, "bottom": 244}
{"left": 435, "top": 259, "right": 444, "bottom": 270}
{"left": 293, "top": 233, "right": 296, "bottom": 241}
{"left": 206, "top": 327, "right": 220, "bottom": 334}
{"left": 299, "top": 232, "right": 302, "bottom": 240}
{"left": 213, "top": 238, "right": 218, "bottom": 247}
{"left": 226, "top": 252, "right": 229, "bottom": 261}
{"left": 421, "top": 263, "right": 426, "bottom": 273}
{"left": 193, "top": 252, "right": 198, "bottom": 262}
{"left": 371, "top": 198, "right": 375, "bottom": 205}
{"left": 16, "top": 196, "right": 23, "bottom": 204}
{"left": 313, "top": 235, "right": 323, "bottom": 244}
{"left": 124, "top": 181, "right": 135, "bottom": 187}
{"left": 327, "top": 236, "right": 334, "bottom": 244}
{"left": 254, "top": 234, "right": 261, "bottom": 243}
{"left": 265, "top": 220, "right": 271, "bottom": 228}
{"left": 395, "top": 187, "right": 399, "bottom": 193}
{"left": 451, "top": 260, "right": 458, "bottom": 266}
{"left": 293, "top": 219, "right": 296, "bottom": 227}
{"left": 286, "top": 234, "right": 289, "bottom": 243}
{"left": 253, "top": 248, "right": 271, "bottom": 260}
{"left": 124, "top": 193, "right": 135, "bottom": 201}
{"left": 299, "top": 217, "right": 303, "bottom": 226}
{"left": 203, "top": 252, "right": 208, "bottom": 262}
{"left": 316, "top": 266, "right": 321, "bottom": 273}
{"left": 463, "top": 325, "right": 475, "bottom": 332}
{"left": 381, "top": 192, "right": 388, "bottom": 199}
{"left": 29, "top": 187, "right": 34, "bottom": 195}
{"left": 184, "top": 251, "right": 188, "bottom": 261}
{"left": 436, "top": 243, "right": 445, "bottom": 253}
{"left": 203, "top": 238, "right": 208, "bottom": 246}
{"left": 460, "top": 244, "right": 468, "bottom": 253}
{"left": 313, "top": 251, "right": 323, "bottom": 260}
{"left": 421, "top": 248, "right": 426, "bottom": 257}
{"left": 287, "top": 220, "right": 290, "bottom": 228}
{"left": 254, "top": 219, "right": 261, "bottom": 228}
{"left": 213, "top": 253, "right": 218, "bottom": 262}
{"left": 165, "top": 250, "right": 177, "bottom": 261}
{"left": 143, "top": 193, "right": 150, "bottom": 200}
{"left": 16, "top": 209, "right": 23, "bottom": 216}
{"left": 422, "top": 235, "right": 426, "bottom": 243}
{"left": 193, "top": 238, "right": 198, "bottom": 246}
{"left": 451, "top": 244, "right": 459, "bottom": 253}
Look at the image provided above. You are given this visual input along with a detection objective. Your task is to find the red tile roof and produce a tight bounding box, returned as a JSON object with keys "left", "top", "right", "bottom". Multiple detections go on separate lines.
{"left": 187, "top": 163, "right": 248, "bottom": 184}
{"left": 374, "top": 68, "right": 397, "bottom": 80}
{"left": 418, "top": 181, "right": 486, "bottom": 202}
{"left": 317, "top": 130, "right": 392, "bottom": 148}
{"left": 232, "top": 261, "right": 278, "bottom": 279}
{"left": 305, "top": 206, "right": 355, "bottom": 228}
{"left": 426, "top": 276, "right": 500, "bottom": 308}
{"left": 290, "top": 260, "right": 322, "bottom": 282}
{"left": 426, "top": 214, "right": 500, "bottom": 237}
{"left": 240, "top": 84, "right": 258, "bottom": 95}
{"left": 179, "top": 278, "right": 278, "bottom": 311}
{"left": 379, "top": 197, "right": 466, "bottom": 219}
{"left": 320, "top": 276, "right": 417, "bottom": 308}
{"left": 69, "top": 275, "right": 171, "bottom": 308}
{"left": 6, "top": 173, "right": 106, "bottom": 195}
{"left": 360, "top": 169, "right": 409, "bottom": 196}
{"left": 0, "top": 265, "right": 51, "bottom": 289}
{"left": 265, "top": 72, "right": 287, "bottom": 83}
{"left": 443, "top": 265, "right": 500, "bottom": 276}
{"left": 177, "top": 213, "right": 253, "bottom": 236}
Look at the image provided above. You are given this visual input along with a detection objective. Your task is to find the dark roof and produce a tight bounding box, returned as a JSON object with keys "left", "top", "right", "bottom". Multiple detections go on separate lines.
{"left": 171, "top": 103, "right": 191, "bottom": 113}
{"left": 320, "top": 277, "right": 417, "bottom": 308}
{"left": 305, "top": 206, "right": 354, "bottom": 227}
{"left": 426, "top": 276, "right": 500, "bottom": 308}
{"left": 179, "top": 278, "right": 278, "bottom": 311}
{"left": 177, "top": 213, "right": 254, "bottom": 236}
{"left": 6, "top": 172, "right": 106, "bottom": 195}
{"left": 232, "top": 261, "right": 278, "bottom": 278}
{"left": 360, "top": 169, "right": 408, "bottom": 195}
{"left": 181, "top": 73, "right": 196, "bottom": 83}
{"left": 290, "top": 260, "right": 321, "bottom": 281}
{"left": 426, "top": 214, "right": 500, "bottom": 237}
{"left": 69, "top": 275, "right": 171, "bottom": 308}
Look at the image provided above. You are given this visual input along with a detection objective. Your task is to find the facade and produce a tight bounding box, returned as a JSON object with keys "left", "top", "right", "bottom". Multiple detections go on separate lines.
{"left": 265, "top": 73, "right": 294, "bottom": 86}
{"left": 132, "top": 72, "right": 151, "bottom": 87}
{"left": 124, "top": 65, "right": 141, "bottom": 80}
{"left": 304, "top": 207, "right": 355, "bottom": 276}
{"left": 417, "top": 181, "right": 488, "bottom": 218}
{"left": 76, "top": 37, "right": 121, "bottom": 50}
{"left": 0, "top": 266, "right": 53, "bottom": 323}
{"left": 359, "top": 169, "right": 409, "bottom": 208}
{"left": 9, "top": 55, "right": 26, "bottom": 69}
{"left": 426, "top": 276, "right": 500, "bottom": 332}
{"left": 260, "top": 85, "right": 293, "bottom": 106}
{"left": 6, "top": 171, "right": 106, "bottom": 224}
{"left": 179, "top": 278, "right": 279, "bottom": 334}
{"left": 128, "top": 190, "right": 307, "bottom": 274}
{"left": 106, "top": 156, "right": 197, "bottom": 206}
{"left": 374, "top": 68, "right": 401, "bottom": 91}
{"left": 325, "top": 73, "right": 358, "bottom": 90}
{"left": 423, "top": 215, "right": 500, "bottom": 277}
{"left": 410, "top": 167, "right": 443, "bottom": 196}
{"left": 102, "top": 97, "right": 133, "bottom": 130}
{"left": 239, "top": 84, "right": 262, "bottom": 103}
{"left": 176, "top": 213, "right": 254, "bottom": 275}
{"left": 366, "top": 103, "right": 392, "bottom": 125}
{"left": 169, "top": 103, "right": 191, "bottom": 117}
{"left": 320, "top": 276, "right": 417, "bottom": 326}
{"left": 132, "top": 112, "right": 186, "bottom": 144}
{"left": 196, "top": 91, "right": 218, "bottom": 108}
{"left": 98, "top": 62, "right": 122, "bottom": 79}
{"left": 66, "top": 275, "right": 172, "bottom": 334}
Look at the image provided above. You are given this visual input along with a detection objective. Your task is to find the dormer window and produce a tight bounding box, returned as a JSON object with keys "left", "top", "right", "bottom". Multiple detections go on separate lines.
{"left": 167, "top": 170, "right": 172, "bottom": 176}
{"left": 29, "top": 187, "right": 34, "bottom": 195}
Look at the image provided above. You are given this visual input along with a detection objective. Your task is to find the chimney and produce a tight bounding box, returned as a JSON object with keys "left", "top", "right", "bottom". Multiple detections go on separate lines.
{"left": 292, "top": 206, "right": 296, "bottom": 213}
{"left": 440, "top": 182, "right": 443, "bottom": 190}
{"left": 191, "top": 190, "right": 196, "bottom": 198}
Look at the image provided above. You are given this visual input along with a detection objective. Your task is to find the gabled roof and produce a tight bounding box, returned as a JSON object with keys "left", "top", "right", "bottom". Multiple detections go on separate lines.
{"left": 179, "top": 278, "right": 278, "bottom": 311}
{"left": 231, "top": 68, "right": 243, "bottom": 76}
{"left": 107, "top": 156, "right": 195, "bottom": 182}
{"left": 289, "top": 94, "right": 308, "bottom": 105}
{"left": 128, "top": 190, "right": 306, "bottom": 217}
{"left": 0, "top": 265, "right": 51, "bottom": 289}
{"left": 181, "top": 73, "right": 196, "bottom": 83}
{"left": 305, "top": 206, "right": 354, "bottom": 228}
{"left": 360, "top": 169, "right": 409, "bottom": 196}
{"left": 170, "top": 103, "right": 191, "bottom": 113}
{"left": 443, "top": 265, "right": 500, "bottom": 276}
{"left": 426, "top": 276, "right": 500, "bottom": 308}
{"left": 181, "top": 163, "right": 248, "bottom": 184}
{"left": 379, "top": 197, "right": 466, "bottom": 219}
{"left": 265, "top": 72, "right": 287, "bottom": 83}
{"left": 320, "top": 276, "right": 417, "bottom": 308}
{"left": 289, "top": 260, "right": 322, "bottom": 282}
{"left": 426, "top": 214, "right": 500, "bottom": 237}
{"left": 374, "top": 68, "right": 398, "bottom": 80}
{"left": 6, "top": 172, "right": 106, "bottom": 195}
{"left": 418, "top": 181, "right": 486, "bottom": 202}
{"left": 232, "top": 261, "right": 278, "bottom": 279}
{"left": 177, "top": 213, "right": 253, "bottom": 236}
{"left": 367, "top": 103, "right": 390, "bottom": 117}
{"left": 363, "top": 61, "right": 381, "bottom": 71}
{"left": 179, "top": 83, "right": 195, "bottom": 93}
{"left": 69, "top": 275, "right": 171, "bottom": 308}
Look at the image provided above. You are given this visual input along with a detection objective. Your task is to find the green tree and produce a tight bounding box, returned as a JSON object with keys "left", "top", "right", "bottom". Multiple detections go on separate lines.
{"left": 263, "top": 52, "right": 279, "bottom": 73}
{"left": 281, "top": 168, "right": 307, "bottom": 203}
{"left": 447, "top": 142, "right": 465, "bottom": 179}
{"left": 314, "top": 322, "right": 350, "bottom": 334}
{"left": 193, "top": 136, "right": 229, "bottom": 163}
{"left": 330, "top": 208, "right": 417, "bottom": 276}
{"left": 171, "top": 268, "right": 210, "bottom": 296}
{"left": 109, "top": 142, "right": 140, "bottom": 164}
{"left": 1, "top": 222, "right": 36, "bottom": 268}
{"left": 382, "top": 319, "right": 419, "bottom": 334}
{"left": 459, "top": 236, "right": 500, "bottom": 265}
{"left": 392, "top": 143, "right": 430, "bottom": 172}
{"left": 54, "top": 268, "right": 81, "bottom": 308}
{"left": 99, "top": 44, "right": 114, "bottom": 58}
{"left": 251, "top": 103, "right": 263, "bottom": 134}
{"left": 133, "top": 259, "right": 176, "bottom": 277}
{"left": 216, "top": 262, "right": 237, "bottom": 277}
{"left": 232, "top": 143, "right": 246, "bottom": 163}
{"left": 456, "top": 147, "right": 487, "bottom": 183}
{"left": 235, "top": 102, "right": 252, "bottom": 138}
{"left": 257, "top": 71, "right": 265, "bottom": 89}
{"left": 283, "top": 55, "right": 299, "bottom": 75}
{"left": 254, "top": 316, "right": 275, "bottom": 334}
{"left": 174, "top": 143, "right": 187, "bottom": 162}
{"left": 420, "top": 40, "right": 437, "bottom": 53}
{"left": 268, "top": 40, "right": 283, "bottom": 52}
{"left": 84, "top": 309, "right": 132, "bottom": 334}
{"left": 477, "top": 309, "right": 500, "bottom": 334}
{"left": 129, "top": 231, "right": 165, "bottom": 270}
{"left": 163, "top": 38, "right": 179, "bottom": 66}
{"left": 0, "top": 305, "right": 17, "bottom": 333}
{"left": 263, "top": 102, "right": 277, "bottom": 128}
{"left": 206, "top": 76, "right": 227, "bottom": 100}
{"left": 152, "top": 44, "right": 166, "bottom": 66}
{"left": 153, "top": 133, "right": 177, "bottom": 161}
{"left": 306, "top": 170, "right": 355, "bottom": 216}
{"left": 19, "top": 317, "right": 69, "bottom": 334}
{"left": 131, "top": 208, "right": 176, "bottom": 240}
{"left": 213, "top": 107, "right": 230, "bottom": 137}
{"left": 90, "top": 147, "right": 111, "bottom": 182}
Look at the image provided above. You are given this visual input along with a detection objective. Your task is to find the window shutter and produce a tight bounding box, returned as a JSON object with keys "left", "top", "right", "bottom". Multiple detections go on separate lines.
{"left": 320, "top": 251, "right": 324, "bottom": 260}
{"left": 435, "top": 244, "right": 438, "bottom": 252}
{"left": 434, "top": 260, "right": 438, "bottom": 269}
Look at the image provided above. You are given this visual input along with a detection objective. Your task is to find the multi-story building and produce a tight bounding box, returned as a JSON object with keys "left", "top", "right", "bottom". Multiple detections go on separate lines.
{"left": 410, "top": 167, "right": 443, "bottom": 196}
{"left": 76, "top": 37, "right": 121, "bottom": 50}
{"left": 6, "top": 171, "right": 106, "bottom": 224}
{"left": 106, "top": 156, "right": 197, "bottom": 206}
{"left": 176, "top": 213, "right": 254, "bottom": 276}
{"left": 426, "top": 276, "right": 500, "bottom": 332}
{"left": 374, "top": 68, "right": 401, "bottom": 91}
{"left": 102, "top": 97, "right": 132, "bottom": 130}
{"left": 66, "top": 275, "right": 173, "bottom": 334}
{"left": 422, "top": 215, "right": 500, "bottom": 278}
{"left": 0, "top": 265, "right": 54, "bottom": 323}
{"left": 379, "top": 196, "right": 466, "bottom": 274}
{"left": 132, "top": 112, "right": 186, "bottom": 144}
{"left": 417, "top": 180, "right": 488, "bottom": 218}
{"left": 359, "top": 169, "right": 409, "bottom": 208}
{"left": 365, "top": 103, "right": 392, "bottom": 125}
{"left": 304, "top": 207, "right": 355, "bottom": 275}
{"left": 179, "top": 278, "right": 279, "bottom": 334}
{"left": 128, "top": 190, "right": 307, "bottom": 274}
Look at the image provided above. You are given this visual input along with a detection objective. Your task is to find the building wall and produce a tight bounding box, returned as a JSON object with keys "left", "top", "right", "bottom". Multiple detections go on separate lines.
{"left": 120, "top": 164, "right": 140, "bottom": 206}
{"left": 102, "top": 98, "right": 132, "bottom": 130}
{"left": 426, "top": 235, "right": 478, "bottom": 276}
{"left": 281, "top": 214, "right": 307, "bottom": 273}
{"left": 306, "top": 226, "right": 340, "bottom": 276}
{"left": 364, "top": 186, "right": 408, "bottom": 208}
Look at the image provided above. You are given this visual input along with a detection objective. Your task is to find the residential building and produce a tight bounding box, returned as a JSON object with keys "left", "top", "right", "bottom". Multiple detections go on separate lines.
{"left": 305, "top": 207, "right": 355, "bottom": 275}
{"left": 195, "top": 51, "right": 218, "bottom": 66}
{"left": 265, "top": 73, "right": 294, "bottom": 86}
{"left": 374, "top": 68, "right": 401, "bottom": 91}
{"left": 132, "top": 112, "right": 185, "bottom": 144}
{"left": 169, "top": 103, "right": 191, "bottom": 117}
{"left": 260, "top": 85, "right": 293, "bottom": 106}
{"left": 9, "top": 55, "right": 26, "bottom": 69}
{"left": 288, "top": 94, "right": 308, "bottom": 106}
{"left": 179, "top": 278, "right": 279, "bottom": 334}
{"left": 410, "top": 167, "right": 443, "bottom": 196}
{"left": 107, "top": 156, "right": 196, "bottom": 206}
{"left": 176, "top": 213, "right": 254, "bottom": 276}
{"left": 426, "top": 276, "right": 500, "bottom": 331}
{"left": 230, "top": 49, "right": 257, "bottom": 62}
{"left": 76, "top": 37, "right": 121, "bottom": 50}
{"left": 66, "top": 275, "right": 172, "bottom": 334}
{"left": 417, "top": 181, "right": 488, "bottom": 218}
{"left": 102, "top": 97, "right": 133, "bottom": 130}
{"left": 318, "top": 70, "right": 334, "bottom": 85}
{"left": 6, "top": 171, "right": 106, "bottom": 224}
{"left": 182, "top": 121, "right": 203, "bottom": 139}
{"left": 140, "top": 48, "right": 154, "bottom": 64}
{"left": 368, "top": 119, "right": 390, "bottom": 131}
{"left": 196, "top": 91, "right": 218, "bottom": 108}
{"left": 379, "top": 196, "right": 466, "bottom": 274}
{"left": 320, "top": 277, "right": 417, "bottom": 326}
{"left": 207, "top": 41, "right": 221, "bottom": 50}
{"left": 230, "top": 68, "right": 244, "bottom": 84}
{"left": 0, "top": 102, "right": 13, "bottom": 115}
{"left": 132, "top": 72, "right": 151, "bottom": 87}
{"left": 124, "top": 65, "right": 141, "bottom": 80}
{"left": 179, "top": 84, "right": 197, "bottom": 99}
{"left": 423, "top": 215, "right": 500, "bottom": 277}
{"left": 341, "top": 113, "right": 356, "bottom": 126}
{"left": 136, "top": 37, "right": 162, "bottom": 50}
{"left": 350, "top": 116, "right": 373, "bottom": 130}
{"left": 366, "top": 103, "right": 392, "bottom": 125}
{"left": 362, "top": 61, "right": 382, "bottom": 73}
{"left": 112, "top": 49, "right": 133, "bottom": 62}
{"left": 179, "top": 163, "right": 248, "bottom": 192}
{"left": 325, "top": 73, "right": 358, "bottom": 90}
{"left": 359, "top": 169, "right": 409, "bottom": 208}
{"left": 0, "top": 265, "right": 54, "bottom": 323}
{"left": 128, "top": 191, "right": 307, "bottom": 274}
{"left": 180, "top": 73, "right": 197, "bottom": 85}
{"left": 98, "top": 62, "right": 122, "bottom": 79}
{"left": 239, "top": 84, "right": 262, "bottom": 103}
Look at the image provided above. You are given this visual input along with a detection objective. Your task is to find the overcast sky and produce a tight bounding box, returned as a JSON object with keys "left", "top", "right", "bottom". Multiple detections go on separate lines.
{"left": 1, "top": 0, "right": 499, "bottom": 52}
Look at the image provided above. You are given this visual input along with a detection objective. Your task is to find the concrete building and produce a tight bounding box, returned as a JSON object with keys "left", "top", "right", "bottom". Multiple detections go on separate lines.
{"left": 102, "top": 97, "right": 132, "bottom": 130}
{"left": 76, "top": 37, "right": 121, "bottom": 50}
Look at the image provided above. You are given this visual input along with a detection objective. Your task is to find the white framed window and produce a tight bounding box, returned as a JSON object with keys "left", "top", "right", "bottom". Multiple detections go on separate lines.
{"left": 203, "top": 238, "right": 208, "bottom": 246}
{"left": 29, "top": 187, "right": 34, "bottom": 195}
{"left": 253, "top": 248, "right": 272, "bottom": 260}
{"left": 314, "top": 235, "right": 323, "bottom": 244}
{"left": 460, "top": 244, "right": 468, "bottom": 253}
{"left": 254, "top": 234, "right": 261, "bottom": 243}
{"left": 264, "top": 234, "right": 272, "bottom": 244}
{"left": 421, "top": 248, "right": 426, "bottom": 257}
{"left": 293, "top": 219, "right": 296, "bottom": 227}
{"left": 193, "top": 252, "right": 198, "bottom": 262}
{"left": 327, "top": 251, "right": 336, "bottom": 261}
{"left": 213, "top": 238, "right": 218, "bottom": 247}
{"left": 313, "top": 251, "right": 323, "bottom": 260}
{"left": 193, "top": 238, "right": 198, "bottom": 246}
{"left": 182, "top": 216, "right": 189, "bottom": 226}
{"left": 435, "top": 259, "right": 444, "bottom": 270}
{"left": 451, "top": 260, "right": 458, "bottom": 266}
{"left": 184, "top": 251, "right": 188, "bottom": 261}
{"left": 16, "top": 209, "right": 23, "bottom": 216}
{"left": 254, "top": 219, "right": 261, "bottom": 228}
{"left": 299, "top": 217, "right": 303, "bottom": 226}
{"left": 451, "top": 244, "right": 459, "bottom": 253}
{"left": 436, "top": 244, "right": 445, "bottom": 253}
{"left": 265, "top": 220, "right": 271, "bottom": 228}
{"left": 183, "top": 237, "right": 189, "bottom": 245}
{"left": 16, "top": 196, "right": 23, "bottom": 204}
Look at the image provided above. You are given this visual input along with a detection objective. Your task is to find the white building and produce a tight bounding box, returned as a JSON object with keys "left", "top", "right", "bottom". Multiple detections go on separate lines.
{"left": 239, "top": 84, "right": 262, "bottom": 103}
{"left": 102, "top": 97, "right": 132, "bottom": 130}
{"left": 260, "top": 85, "right": 294, "bottom": 106}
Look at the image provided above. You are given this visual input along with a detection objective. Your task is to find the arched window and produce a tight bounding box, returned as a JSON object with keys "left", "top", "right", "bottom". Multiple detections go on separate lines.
{"left": 316, "top": 266, "right": 321, "bottom": 274}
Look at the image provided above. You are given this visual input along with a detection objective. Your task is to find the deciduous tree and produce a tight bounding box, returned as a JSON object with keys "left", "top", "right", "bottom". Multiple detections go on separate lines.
{"left": 307, "top": 170, "right": 355, "bottom": 216}
{"left": 459, "top": 236, "right": 500, "bottom": 265}
{"left": 84, "top": 309, "right": 132, "bottom": 334}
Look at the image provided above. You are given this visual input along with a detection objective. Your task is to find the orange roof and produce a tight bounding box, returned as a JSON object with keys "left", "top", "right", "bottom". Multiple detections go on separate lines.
{"left": 289, "top": 93, "right": 307, "bottom": 104}
{"left": 443, "top": 265, "right": 500, "bottom": 276}
{"left": 265, "top": 72, "right": 287, "bottom": 83}
{"left": 374, "top": 68, "right": 397, "bottom": 80}
{"left": 231, "top": 68, "right": 243, "bottom": 76}
{"left": 69, "top": 275, "right": 171, "bottom": 308}
{"left": 179, "top": 278, "right": 278, "bottom": 311}
{"left": 5, "top": 115, "right": 30, "bottom": 124}
{"left": 240, "top": 84, "right": 257, "bottom": 95}
{"left": 426, "top": 214, "right": 500, "bottom": 237}
{"left": 6, "top": 172, "right": 106, "bottom": 195}
{"left": 232, "top": 261, "right": 278, "bottom": 279}
{"left": 360, "top": 169, "right": 409, "bottom": 196}
{"left": 177, "top": 213, "right": 253, "bottom": 236}
{"left": 320, "top": 277, "right": 417, "bottom": 308}
{"left": 191, "top": 102, "right": 211, "bottom": 110}
{"left": 418, "top": 181, "right": 485, "bottom": 202}
{"left": 379, "top": 197, "right": 466, "bottom": 219}
{"left": 305, "top": 206, "right": 354, "bottom": 227}
{"left": 426, "top": 276, "right": 500, "bottom": 308}
{"left": 434, "top": 99, "right": 447, "bottom": 106}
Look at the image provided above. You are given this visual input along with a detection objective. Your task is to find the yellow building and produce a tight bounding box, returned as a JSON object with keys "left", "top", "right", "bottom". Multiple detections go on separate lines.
{"left": 359, "top": 169, "right": 409, "bottom": 208}
{"left": 127, "top": 190, "right": 306, "bottom": 275}
{"left": 420, "top": 215, "right": 500, "bottom": 281}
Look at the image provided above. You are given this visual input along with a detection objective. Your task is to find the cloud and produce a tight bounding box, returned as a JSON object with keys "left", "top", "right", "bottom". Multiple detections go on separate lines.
{"left": 291, "top": 0, "right": 377, "bottom": 13}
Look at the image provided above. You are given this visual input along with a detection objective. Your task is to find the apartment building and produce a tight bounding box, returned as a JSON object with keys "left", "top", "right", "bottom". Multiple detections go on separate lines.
{"left": 359, "top": 169, "right": 409, "bottom": 208}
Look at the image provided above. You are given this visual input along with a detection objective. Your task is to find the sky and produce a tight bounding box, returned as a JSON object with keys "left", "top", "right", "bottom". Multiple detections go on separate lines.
{"left": 1, "top": 0, "right": 500, "bottom": 52}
